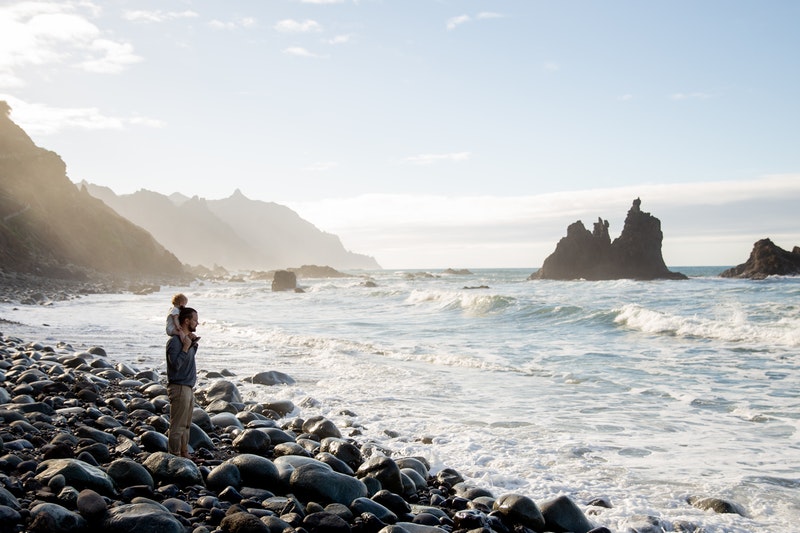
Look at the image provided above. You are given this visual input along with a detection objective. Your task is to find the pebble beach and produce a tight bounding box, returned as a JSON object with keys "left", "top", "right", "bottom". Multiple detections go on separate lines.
{"left": 0, "top": 330, "right": 616, "bottom": 533}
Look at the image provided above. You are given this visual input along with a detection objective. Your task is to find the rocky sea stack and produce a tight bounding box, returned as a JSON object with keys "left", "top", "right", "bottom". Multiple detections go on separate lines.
{"left": 720, "top": 238, "right": 800, "bottom": 279}
{"left": 530, "top": 199, "right": 687, "bottom": 281}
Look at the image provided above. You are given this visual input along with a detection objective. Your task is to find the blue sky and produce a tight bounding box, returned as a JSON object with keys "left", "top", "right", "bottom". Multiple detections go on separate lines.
{"left": 1, "top": 0, "right": 799, "bottom": 268}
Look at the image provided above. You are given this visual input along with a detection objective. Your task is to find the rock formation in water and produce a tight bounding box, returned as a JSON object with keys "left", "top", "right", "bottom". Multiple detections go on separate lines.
{"left": 0, "top": 101, "right": 186, "bottom": 282}
{"left": 719, "top": 238, "right": 800, "bottom": 279}
{"left": 530, "top": 198, "right": 687, "bottom": 281}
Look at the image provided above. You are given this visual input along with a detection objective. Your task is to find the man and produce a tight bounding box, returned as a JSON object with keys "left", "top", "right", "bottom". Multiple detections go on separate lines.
{"left": 166, "top": 306, "right": 199, "bottom": 458}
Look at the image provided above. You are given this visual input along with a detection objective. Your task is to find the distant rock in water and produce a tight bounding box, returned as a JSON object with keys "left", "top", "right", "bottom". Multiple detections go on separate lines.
{"left": 719, "top": 238, "right": 800, "bottom": 279}
{"left": 530, "top": 198, "right": 687, "bottom": 281}
{"left": 272, "top": 270, "right": 298, "bottom": 291}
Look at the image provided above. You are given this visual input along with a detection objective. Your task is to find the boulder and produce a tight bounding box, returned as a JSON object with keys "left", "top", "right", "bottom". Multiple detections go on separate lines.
{"left": 28, "top": 502, "right": 87, "bottom": 532}
{"left": 719, "top": 238, "right": 800, "bottom": 279}
{"left": 246, "top": 371, "right": 296, "bottom": 386}
{"left": 492, "top": 493, "right": 545, "bottom": 531}
{"left": 539, "top": 495, "right": 595, "bottom": 533}
{"left": 272, "top": 270, "right": 297, "bottom": 291}
{"left": 35, "top": 458, "right": 117, "bottom": 496}
{"left": 106, "top": 458, "right": 154, "bottom": 490}
{"left": 103, "top": 502, "right": 185, "bottom": 533}
{"left": 289, "top": 462, "right": 368, "bottom": 505}
{"left": 142, "top": 452, "right": 203, "bottom": 487}
{"left": 531, "top": 198, "right": 687, "bottom": 280}
{"left": 356, "top": 456, "right": 404, "bottom": 494}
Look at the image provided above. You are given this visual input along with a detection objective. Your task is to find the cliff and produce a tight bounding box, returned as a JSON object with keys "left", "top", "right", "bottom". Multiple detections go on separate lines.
{"left": 530, "top": 198, "right": 687, "bottom": 281}
{"left": 0, "top": 101, "right": 186, "bottom": 281}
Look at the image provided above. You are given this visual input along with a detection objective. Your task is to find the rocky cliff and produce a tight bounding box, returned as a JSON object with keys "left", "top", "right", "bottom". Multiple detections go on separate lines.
{"left": 720, "top": 238, "right": 800, "bottom": 279}
{"left": 530, "top": 198, "right": 687, "bottom": 281}
{"left": 0, "top": 101, "right": 186, "bottom": 281}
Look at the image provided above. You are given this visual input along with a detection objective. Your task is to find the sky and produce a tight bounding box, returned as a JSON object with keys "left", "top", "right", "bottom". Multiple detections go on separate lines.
{"left": 1, "top": 0, "right": 799, "bottom": 269}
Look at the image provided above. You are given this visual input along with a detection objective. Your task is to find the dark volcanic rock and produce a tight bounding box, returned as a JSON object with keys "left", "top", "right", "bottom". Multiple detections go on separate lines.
{"left": 530, "top": 198, "right": 687, "bottom": 281}
{"left": 719, "top": 238, "right": 800, "bottom": 279}
{"left": 272, "top": 270, "right": 298, "bottom": 291}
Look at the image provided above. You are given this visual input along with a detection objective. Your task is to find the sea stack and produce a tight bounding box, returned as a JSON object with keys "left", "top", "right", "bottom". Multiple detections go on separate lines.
{"left": 530, "top": 198, "right": 687, "bottom": 281}
{"left": 720, "top": 238, "right": 800, "bottom": 279}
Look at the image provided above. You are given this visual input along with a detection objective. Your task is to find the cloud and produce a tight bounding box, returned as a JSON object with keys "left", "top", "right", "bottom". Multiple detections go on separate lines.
{"left": 447, "top": 12, "right": 503, "bottom": 31}
{"left": 274, "top": 19, "right": 322, "bottom": 33}
{"left": 328, "top": 34, "right": 353, "bottom": 45}
{"left": 209, "top": 17, "right": 257, "bottom": 30}
{"left": 0, "top": 2, "right": 141, "bottom": 85}
{"left": 283, "top": 47, "right": 323, "bottom": 58}
{"left": 123, "top": 10, "right": 199, "bottom": 23}
{"left": 671, "top": 92, "right": 712, "bottom": 100}
{"left": 79, "top": 39, "right": 142, "bottom": 74}
{"left": 446, "top": 15, "right": 471, "bottom": 31}
{"left": 0, "top": 94, "right": 164, "bottom": 135}
{"left": 404, "top": 152, "right": 471, "bottom": 165}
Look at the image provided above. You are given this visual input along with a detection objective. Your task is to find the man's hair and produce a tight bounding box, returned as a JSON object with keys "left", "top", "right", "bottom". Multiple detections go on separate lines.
{"left": 178, "top": 307, "right": 197, "bottom": 325}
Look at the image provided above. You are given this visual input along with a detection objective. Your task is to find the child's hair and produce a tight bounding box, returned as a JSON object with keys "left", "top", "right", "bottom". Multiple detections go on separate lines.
{"left": 171, "top": 293, "right": 188, "bottom": 307}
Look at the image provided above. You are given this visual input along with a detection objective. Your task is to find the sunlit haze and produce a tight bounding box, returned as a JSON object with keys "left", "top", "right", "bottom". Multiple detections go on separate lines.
{"left": 2, "top": 1, "right": 799, "bottom": 268}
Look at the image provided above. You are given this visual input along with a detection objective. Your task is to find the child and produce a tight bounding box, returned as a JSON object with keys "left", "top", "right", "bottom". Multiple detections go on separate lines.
{"left": 166, "top": 293, "right": 200, "bottom": 344}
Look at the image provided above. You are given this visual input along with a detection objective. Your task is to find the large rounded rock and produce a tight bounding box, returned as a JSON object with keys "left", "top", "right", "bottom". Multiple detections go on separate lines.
{"left": 228, "top": 454, "right": 282, "bottom": 492}
{"left": 35, "top": 459, "right": 117, "bottom": 496}
{"left": 221, "top": 510, "right": 270, "bottom": 533}
{"left": 356, "top": 456, "right": 403, "bottom": 494}
{"left": 303, "top": 416, "right": 341, "bottom": 439}
{"left": 29, "top": 502, "right": 87, "bottom": 532}
{"left": 106, "top": 458, "right": 154, "bottom": 490}
{"left": 103, "top": 502, "right": 184, "bottom": 533}
{"left": 0, "top": 487, "right": 20, "bottom": 509}
{"left": 189, "top": 423, "right": 215, "bottom": 450}
{"left": 303, "top": 511, "right": 351, "bottom": 533}
{"left": 539, "top": 495, "right": 595, "bottom": 533}
{"left": 320, "top": 437, "right": 363, "bottom": 469}
{"left": 76, "top": 489, "right": 107, "bottom": 522}
{"left": 395, "top": 457, "right": 429, "bottom": 479}
{"left": 142, "top": 452, "right": 203, "bottom": 487}
{"left": 201, "top": 380, "right": 242, "bottom": 404}
{"left": 233, "top": 428, "right": 271, "bottom": 455}
{"left": 492, "top": 493, "right": 545, "bottom": 531}
{"left": 206, "top": 462, "right": 242, "bottom": 492}
{"left": 210, "top": 412, "right": 243, "bottom": 430}
{"left": 351, "top": 497, "right": 398, "bottom": 523}
{"left": 289, "top": 462, "right": 368, "bottom": 505}
{"left": 247, "top": 371, "right": 296, "bottom": 386}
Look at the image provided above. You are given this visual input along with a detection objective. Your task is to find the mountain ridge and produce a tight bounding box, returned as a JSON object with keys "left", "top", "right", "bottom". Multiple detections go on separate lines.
{"left": 81, "top": 184, "right": 381, "bottom": 272}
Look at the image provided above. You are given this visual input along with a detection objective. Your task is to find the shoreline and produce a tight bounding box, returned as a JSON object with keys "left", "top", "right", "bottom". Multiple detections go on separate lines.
{"left": 0, "top": 331, "right": 613, "bottom": 533}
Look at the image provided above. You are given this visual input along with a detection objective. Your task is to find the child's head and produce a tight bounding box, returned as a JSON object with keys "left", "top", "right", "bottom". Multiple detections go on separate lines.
{"left": 171, "top": 293, "right": 188, "bottom": 307}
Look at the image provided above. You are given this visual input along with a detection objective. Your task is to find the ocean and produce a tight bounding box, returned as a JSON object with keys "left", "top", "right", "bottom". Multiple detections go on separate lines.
{"left": 1, "top": 267, "right": 798, "bottom": 532}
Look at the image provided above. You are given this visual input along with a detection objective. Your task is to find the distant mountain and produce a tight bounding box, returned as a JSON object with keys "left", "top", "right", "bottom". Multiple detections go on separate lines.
{"left": 0, "top": 101, "right": 185, "bottom": 281}
{"left": 82, "top": 185, "right": 381, "bottom": 271}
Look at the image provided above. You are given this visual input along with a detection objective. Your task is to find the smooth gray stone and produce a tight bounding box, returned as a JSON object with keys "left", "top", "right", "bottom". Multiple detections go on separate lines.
{"left": 0, "top": 487, "right": 20, "bottom": 510}
{"left": 540, "top": 495, "right": 595, "bottom": 533}
{"left": 320, "top": 437, "right": 363, "bottom": 468}
{"left": 103, "top": 502, "right": 184, "bottom": 533}
{"left": 233, "top": 428, "right": 271, "bottom": 455}
{"left": 400, "top": 468, "right": 427, "bottom": 491}
{"left": 29, "top": 502, "right": 87, "bottom": 531}
{"left": 189, "top": 423, "right": 215, "bottom": 450}
{"left": 74, "top": 425, "right": 117, "bottom": 446}
{"left": 395, "top": 457, "right": 430, "bottom": 479}
{"left": 210, "top": 411, "right": 243, "bottom": 430}
{"left": 258, "top": 427, "right": 295, "bottom": 445}
{"left": 106, "top": 458, "right": 155, "bottom": 490}
{"left": 227, "top": 454, "right": 282, "bottom": 492}
{"left": 492, "top": 493, "right": 545, "bottom": 531}
{"left": 35, "top": 458, "right": 117, "bottom": 496}
{"left": 139, "top": 430, "right": 169, "bottom": 453}
{"left": 142, "top": 452, "right": 203, "bottom": 487}
{"left": 289, "top": 461, "right": 368, "bottom": 505}
{"left": 248, "top": 371, "right": 296, "bottom": 386}
{"left": 351, "top": 496, "right": 398, "bottom": 523}
{"left": 202, "top": 380, "right": 242, "bottom": 404}
{"left": 302, "top": 415, "right": 341, "bottom": 439}
{"left": 357, "top": 455, "right": 404, "bottom": 494}
{"left": 206, "top": 462, "right": 242, "bottom": 492}
{"left": 393, "top": 523, "right": 448, "bottom": 533}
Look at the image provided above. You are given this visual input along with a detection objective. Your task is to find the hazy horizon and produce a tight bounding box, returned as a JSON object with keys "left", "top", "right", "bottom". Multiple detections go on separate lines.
{"left": 2, "top": 1, "right": 799, "bottom": 269}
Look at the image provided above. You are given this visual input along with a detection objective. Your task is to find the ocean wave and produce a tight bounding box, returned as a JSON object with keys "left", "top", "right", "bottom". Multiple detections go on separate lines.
{"left": 405, "top": 289, "right": 515, "bottom": 316}
{"left": 613, "top": 303, "right": 800, "bottom": 346}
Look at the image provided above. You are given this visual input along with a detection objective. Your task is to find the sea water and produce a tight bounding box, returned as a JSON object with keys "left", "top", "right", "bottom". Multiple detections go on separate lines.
{"left": 1, "top": 267, "right": 798, "bottom": 532}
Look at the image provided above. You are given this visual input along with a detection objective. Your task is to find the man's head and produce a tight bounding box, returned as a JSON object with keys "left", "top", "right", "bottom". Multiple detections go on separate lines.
{"left": 179, "top": 307, "right": 198, "bottom": 332}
